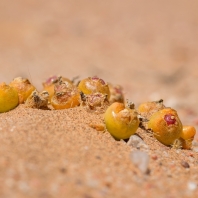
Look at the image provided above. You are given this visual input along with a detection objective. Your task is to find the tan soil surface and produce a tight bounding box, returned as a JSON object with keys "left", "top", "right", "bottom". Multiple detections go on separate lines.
{"left": 0, "top": 0, "right": 198, "bottom": 197}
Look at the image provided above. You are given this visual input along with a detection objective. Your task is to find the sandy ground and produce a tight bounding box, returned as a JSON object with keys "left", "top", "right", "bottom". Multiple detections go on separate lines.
{"left": 0, "top": 105, "right": 198, "bottom": 198}
{"left": 0, "top": 0, "right": 198, "bottom": 197}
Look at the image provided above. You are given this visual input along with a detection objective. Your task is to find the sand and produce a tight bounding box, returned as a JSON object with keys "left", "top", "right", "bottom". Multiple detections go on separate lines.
{"left": 1, "top": 0, "right": 198, "bottom": 197}
{"left": 0, "top": 105, "right": 197, "bottom": 198}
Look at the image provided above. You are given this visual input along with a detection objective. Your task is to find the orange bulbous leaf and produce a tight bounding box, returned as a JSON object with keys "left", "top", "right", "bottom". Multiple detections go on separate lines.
{"left": 179, "top": 125, "right": 196, "bottom": 150}
{"left": 148, "top": 108, "right": 183, "bottom": 146}
{"left": 104, "top": 102, "right": 140, "bottom": 140}
{"left": 179, "top": 138, "right": 192, "bottom": 150}
{"left": 0, "top": 82, "right": 19, "bottom": 113}
{"left": 43, "top": 75, "right": 73, "bottom": 100}
{"left": 78, "top": 76, "right": 110, "bottom": 100}
{"left": 51, "top": 78, "right": 81, "bottom": 110}
{"left": 9, "top": 77, "right": 36, "bottom": 104}
{"left": 181, "top": 125, "right": 196, "bottom": 140}
{"left": 138, "top": 99, "right": 165, "bottom": 119}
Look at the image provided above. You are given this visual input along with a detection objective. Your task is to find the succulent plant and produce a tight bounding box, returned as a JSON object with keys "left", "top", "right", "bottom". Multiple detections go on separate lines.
{"left": 148, "top": 108, "right": 183, "bottom": 146}
{"left": 51, "top": 77, "right": 80, "bottom": 110}
{"left": 78, "top": 76, "right": 110, "bottom": 100}
{"left": 43, "top": 75, "right": 73, "bottom": 100}
{"left": 179, "top": 125, "right": 196, "bottom": 149}
{"left": 9, "top": 77, "right": 36, "bottom": 104}
{"left": 104, "top": 102, "right": 140, "bottom": 140}
{"left": 0, "top": 82, "right": 19, "bottom": 113}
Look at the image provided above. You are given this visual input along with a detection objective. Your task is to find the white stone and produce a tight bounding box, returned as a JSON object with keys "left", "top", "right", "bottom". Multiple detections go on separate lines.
{"left": 192, "top": 147, "right": 198, "bottom": 153}
{"left": 127, "top": 135, "right": 149, "bottom": 151}
{"left": 187, "top": 181, "right": 197, "bottom": 191}
{"left": 130, "top": 150, "right": 150, "bottom": 174}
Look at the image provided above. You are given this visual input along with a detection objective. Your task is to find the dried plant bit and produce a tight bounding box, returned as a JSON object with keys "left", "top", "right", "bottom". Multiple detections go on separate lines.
{"left": 43, "top": 75, "right": 73, "bottom": 87}
{"left": 43, "top": 75, "right": 59, "bottom": 86}
{"left": 80, "top": 91, "right": 86, "bottom": 102}
{"left": 82, "top": 92, "right": 109, "bottom": 113}
{"left": 108, "top": 83, "right": 124, "bottom": 103}
{"left": 9, "top": 77, "right": 36, "bottom": 104}
{"left": 86, "top": 93, "right": 108, "bottom": 107}
{"left": 171, "top": 139, "right": 182, "bottom": 150}
{"left": 179, "top": 125, "right": 196, "bottom": 149}
{"left": 43, "top": 75, "right": 73, "bottom": 99}
{"left": 51, "top": 78, "right": 81, "bottom": 110}
{"left": 147, "top": 108, "right": 183, "bottom": 146}
{"left": 71, "top": 76, "right": 80, "bottom": 86}
{"left": 54, "top": 77, "right": 74, "bottom": 94}
{"left": 138, "top": 119, "right": 148, "bottom": 131}
{"left": 104, "top": 102, "right": 140, "bottom": 140}
{"left": 89, "top": 122, "right": 105, "bottom": 131}
{"left": 126, "top": 100, "right": 135, "bottom": 110}
{"left": 0, "top": 82, "right": 19, "bottom": 113}
{"left": 138, "top": 115, "right": 149, "bottom": 123}
{"left": 25, "top": 90, "right": 49, "bottom": 109}
{"left": 138, "top": 99, "right": 165, "bottom": 120}
{"left": 78, "top": 76, "right": 110, "bottom": 100}
{"left": 138, "top": 114, "right": 149, "bottom": 130}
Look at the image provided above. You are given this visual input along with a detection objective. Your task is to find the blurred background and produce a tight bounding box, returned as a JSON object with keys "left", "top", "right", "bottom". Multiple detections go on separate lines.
{"left": 0, "top": 0, "right": 198, "bottom": 126}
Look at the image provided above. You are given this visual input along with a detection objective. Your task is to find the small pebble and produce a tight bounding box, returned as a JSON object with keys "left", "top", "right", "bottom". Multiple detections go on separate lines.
{"left": 162, "top": 151, "right": 169, "bottom": 157}
{"left": 187, "top": 181, "right": 197, "bottom": 191}
{"left": 187, "top": 152, "right": 194, "bottom": 157}
{"left": 127, "top": 135, "right": 149, "bottom": 151}
{"left": 18, "top": 181, "right": 29, "bottom": 192}
{"left": 176, "top": 150, "right": 181, "bottom": 154}
{"left": 60, "top": 168, "right": 67, "bottom": 173}
{"left": 181, "top": 161, "right": 190, "bottom": 168}
{"left": 192, "top": 140, "right": 198, "bottom": 147}
{"left": 130, "top": 150, "right": 149, "bottom": 174}
{"left": 192, "top": 146, "right": 198, "bottom": 153}
{"left": 151, "top": 155, "right": 158, "bottom": 160}
{"left": 127, "top": 135, "right": 143, "bottom": 147}
{"left": 84, "top": 146, "right": 89, "bottom": 150}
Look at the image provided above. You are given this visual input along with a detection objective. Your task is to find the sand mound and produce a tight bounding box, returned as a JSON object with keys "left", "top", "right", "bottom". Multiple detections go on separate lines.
{"left": 0, "top": 105, "right": 197, "bottom": 197}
